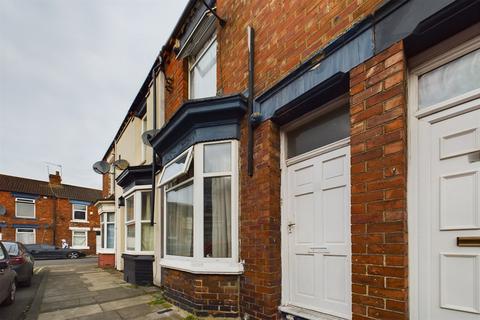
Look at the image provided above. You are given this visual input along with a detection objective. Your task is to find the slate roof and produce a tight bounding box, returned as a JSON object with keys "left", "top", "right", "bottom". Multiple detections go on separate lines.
{"left": 0, "top": 174, "right": 102, "bottom": 203}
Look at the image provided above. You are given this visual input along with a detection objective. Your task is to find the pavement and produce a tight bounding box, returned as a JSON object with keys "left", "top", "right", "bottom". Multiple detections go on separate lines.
{"left": 0, "top": 257, "right": 187, "bottom": 320}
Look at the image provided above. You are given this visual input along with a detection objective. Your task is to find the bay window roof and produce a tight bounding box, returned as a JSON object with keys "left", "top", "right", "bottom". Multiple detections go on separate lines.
{"left": 116, "top": 165, "right": 152, "bottom": 192}
{"left": 149, "top": 94, "right": 246, "bottom": 166}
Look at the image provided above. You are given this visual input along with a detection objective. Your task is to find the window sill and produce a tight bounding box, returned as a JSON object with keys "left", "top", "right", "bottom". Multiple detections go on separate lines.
{"left": 159, "top": 258, "right": 244, "bottom": 275}
{"left": 71, "top": 220, "right": 89, "bottom": 224}
{"left": 97, "top": 249, "right": 115, "bottom": 254}
{"left": 123, "top": 250, "right": 155, "bottom": 256}
{"left": 71, "top": 246, "right": 90, "bottom": 250}
{"left": 14, "top": 216, "right": 36, "bottom": 220}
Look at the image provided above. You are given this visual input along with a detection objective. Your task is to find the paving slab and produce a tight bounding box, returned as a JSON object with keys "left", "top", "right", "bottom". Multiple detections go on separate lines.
{"left": 31, "top": 259, "right": 183, "bottom": 320}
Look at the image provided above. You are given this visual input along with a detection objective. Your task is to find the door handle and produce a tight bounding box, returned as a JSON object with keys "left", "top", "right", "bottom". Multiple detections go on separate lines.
{"left": 457, "top": 236, "right": 480, "bottom": 247}
{"left": 287, "top": 223, "right": 296, "bottom": 233}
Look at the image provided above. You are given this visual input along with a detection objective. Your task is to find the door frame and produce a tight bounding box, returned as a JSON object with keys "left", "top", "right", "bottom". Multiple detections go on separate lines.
{"left": 407, "top": 35, "right": 480, "bottom": 320}
{"left": 279, "top": 95, "right": 350, "bottom": 312}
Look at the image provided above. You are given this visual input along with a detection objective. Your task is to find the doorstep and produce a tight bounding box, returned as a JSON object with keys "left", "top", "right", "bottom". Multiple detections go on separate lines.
{"left": 279, "top": 305, "right": 349, "bottom": 320}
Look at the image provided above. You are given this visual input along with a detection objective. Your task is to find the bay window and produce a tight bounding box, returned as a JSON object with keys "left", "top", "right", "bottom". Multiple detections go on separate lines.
{"left": 100, "top": 212, "right": 115, "bottom": 249}
{"left": 160, "top": 140, "right": 239, "bottom": 273}
{"left": 124, "top": 189, "right": 154, "bottom": 253}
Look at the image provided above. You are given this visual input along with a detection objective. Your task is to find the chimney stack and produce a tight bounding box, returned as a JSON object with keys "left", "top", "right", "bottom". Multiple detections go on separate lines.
{"left": 49, "top": 171, "right": 62, "bottom": 185}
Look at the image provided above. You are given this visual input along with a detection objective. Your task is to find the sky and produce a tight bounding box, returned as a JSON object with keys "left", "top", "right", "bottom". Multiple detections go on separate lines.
{"left": 0, "top": 0, "right": 188, "bottom": 190}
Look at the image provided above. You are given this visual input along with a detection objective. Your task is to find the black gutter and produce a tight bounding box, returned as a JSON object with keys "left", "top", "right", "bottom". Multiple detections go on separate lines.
{"left": 247, "top": 26, "right": 255, "bottom": 177}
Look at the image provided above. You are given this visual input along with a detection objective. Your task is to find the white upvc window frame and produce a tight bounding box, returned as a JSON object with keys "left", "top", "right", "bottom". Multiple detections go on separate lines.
{"left": 123, "top": 186, "right": 154, "bottom": 255}
{"left": 100, "top": 212, "right": 115, "bottom": 251}
{"left": 188, "top": 36, "right": 217, "bottom": 100}
{"left": 158, "top": 147, "right": 193, "bottom": 186}
{"left": 409, "top": 35, "right": 480, "bottom": 119}
{"left": 15, "top": 228, "right": 36, "bottom": 244}
{"left": 161, "top": 140, "right": 242, "bottom": 274}
{"left": 69, "top": 227, "right": 89, "bottom": 249}
{"left": 72, "top": 203, "right": 88, "bottom": 223}
{"left": 15, "top": 198, "right": 36, "bottom": 219}
{"left": 141, "top": 114, "right": 148, "bottom": 162}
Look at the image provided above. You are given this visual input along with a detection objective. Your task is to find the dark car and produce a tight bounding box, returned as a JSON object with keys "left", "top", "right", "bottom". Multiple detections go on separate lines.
{"left": 24, "top": 244, "right": 86, "bottom": 260}
{"left": 2, "top": 242, "right": 34, "bottom": 287}
{"left": 0, "top": 242, "right": 16, "bottom": 305}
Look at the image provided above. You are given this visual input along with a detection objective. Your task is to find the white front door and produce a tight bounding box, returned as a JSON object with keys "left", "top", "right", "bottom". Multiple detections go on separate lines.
{"left": 417, "top": 106, "right": 480, "bottom": 319}
{"left": 286, "top": 143, "right": 351, "bottom": 319}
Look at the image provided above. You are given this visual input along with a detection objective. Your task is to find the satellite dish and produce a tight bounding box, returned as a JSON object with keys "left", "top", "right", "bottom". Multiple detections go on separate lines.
{"left": 93, "top": 161, "right": 111, "bottom": 174}
{"left": 113, "top": 159, "right": 129, "bottom": 170}
{"left": 141, "top": 129, "right": 160, "bottom": 147}
{"left": 0, "top": 204, "right": 6, "bottom": 216}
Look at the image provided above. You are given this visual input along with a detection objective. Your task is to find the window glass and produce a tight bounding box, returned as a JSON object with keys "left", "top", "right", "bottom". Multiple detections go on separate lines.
{"left": 3, "top": 242, "right": 19, "bottom": 256}
{"left": 107, "top": 213, "right": 115, "bottom": 222}
{"left": 190, "top": 40, "right": 217, "bottom": 99}
{"left": 419, "top": 48, "right": 480, "bottom": 108}
{"left": 106, "top": 224, "right": 115, "bottom": 249}
{"left": 126, "top": 196, "right": 134, "bottom": 221}
{"left": 16, "top": 199, "right": 34, "bottom": 218}
{"left": 141, "top": 223, "right": 153, "bottom": 251}
{"left": 72, "top": 231, "right": 86, "bottom": 247}
{"left": 204, "top": 142, "right": 231, "bottom": 173}
{"left": 73, "top": 204, "right": 87, "bottom": 220}
{"left": 159, "top": 150, "right": 192, "bottom": 186}
{"left": 126, "top": 225, "right": 135, "bottom": 251}
{"left": 166, "top": 182, "right": 194, "bottom": 257}
{"left": 17, "top": 228, "right": 35, "bottom": 244}
{"left": 287, "top": 105, "right": 350, "bottom": 158}
{"left": 204, "top": 176, "right": 231, "bottom": 257}
{"left": 141, "top": 192, "right": 151, "bottom": 220}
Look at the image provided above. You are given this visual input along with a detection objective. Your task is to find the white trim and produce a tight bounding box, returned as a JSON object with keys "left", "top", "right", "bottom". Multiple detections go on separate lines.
{"left": 159, "top": 258, "right": 243, "bottom": 275}
{"left": 122, "top": 184, "right": 152, "bottom": 199}
{"left": 161, "top": 139, "right": 240, "bottom": 273}
{"left": 72, "top": 203, "right": 88, "bottom": 222}
{"left": 92, "top": 227, "right": 101, "bottom": 231}
{"left": 124, "top": 189, "right": 154, "bottom": 252}
{"left": 188, "top": 36, "right": 217, "bottom": 99}
{"left": 71, "top": 229, "right": 89, "bottom": 249}
{"left": 408, "top": 36, "right": 480, "bottom": 320}
{"left": 70, "top": 220, "right": 89, "bottom": 224}
{"left": 158, "top": 147, "right": 193, "bottom": 187}
{"left": 97, "top": 248, "right": 115, "bottom": 254}
{"left": 15, "top": 197, "right": 36, "bottom": 219}
{"left": 409, "top": 35, "right": 480, "bottom": 118}
{"left": 286, "top": 138, "right": 350, "bottom": 167}
{"left": 15, "top": 228, "right": 36, "bottom": 244}
{"left": 69, "top": 227, "right": 90, "bottom": 231}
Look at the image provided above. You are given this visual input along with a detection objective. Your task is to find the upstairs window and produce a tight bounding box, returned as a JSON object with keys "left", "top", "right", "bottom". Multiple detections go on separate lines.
{"left": 72, "top": 204, "right": 88, "bottom": 222}
{"left": 189, "top": 38, "right": 217, "bottom": 99}
{"left": 15, "top": 198, "right": 35, "bottom": 218}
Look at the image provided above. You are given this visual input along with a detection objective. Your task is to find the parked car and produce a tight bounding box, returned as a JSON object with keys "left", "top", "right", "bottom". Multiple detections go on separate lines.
{"left": 24, "top": 244, "right": 86, "bottom": 260}
{"left": 0, "top": 242, "right": 16, "bottom": 305}
{"left": 2, "top": 242, "right": 34, "bottom": 287}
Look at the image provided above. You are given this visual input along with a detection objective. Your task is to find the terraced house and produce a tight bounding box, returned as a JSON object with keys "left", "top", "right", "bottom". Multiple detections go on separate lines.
{"left": 0, "top": 172, "right": 102, "bottom": 255}
{"left": 95, "top": 0, "right": 480, "bottom": 319}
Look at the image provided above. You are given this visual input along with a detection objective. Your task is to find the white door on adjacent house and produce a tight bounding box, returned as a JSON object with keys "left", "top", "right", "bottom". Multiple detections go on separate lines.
{"left": 96, "top": 232, "right": 101, "bottom": 254}
{"left": 286, "top": 143, "right": 351, "bottom": 319}
{"left": 417, "top": 107, "right": 480, "bottom": 319}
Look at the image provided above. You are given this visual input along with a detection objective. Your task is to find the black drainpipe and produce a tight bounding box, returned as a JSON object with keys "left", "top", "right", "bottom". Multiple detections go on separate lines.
{"left": 150, "top": 63, "right": 158, "bottom": 227}
{"left": 247, "top": 26, "right": 255, "bottom": 177}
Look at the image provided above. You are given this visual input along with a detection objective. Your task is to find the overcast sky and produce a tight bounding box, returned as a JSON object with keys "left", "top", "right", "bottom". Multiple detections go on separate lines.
{"left": 0, "top": 0, "right": 188, "bottom": 189}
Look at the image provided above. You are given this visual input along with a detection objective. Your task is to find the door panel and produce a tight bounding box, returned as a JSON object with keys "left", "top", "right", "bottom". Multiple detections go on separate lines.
{"left": 287, "top": 145, "right": 351, "bottom": 318}
{"left": 418, "top": 107, "right": 480, "bottom": 319}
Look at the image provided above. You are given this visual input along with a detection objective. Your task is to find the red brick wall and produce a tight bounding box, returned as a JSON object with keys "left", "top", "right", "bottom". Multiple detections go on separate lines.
{"left": 349, "top": 41, "right": 408, "bottom": 320}
{"left": 239, "top": 120, "right": 281, "bottom": 320}
{"left": 0, "top": 191, "right": 100, "bottom": 256}
{"left": 102, "top": 173, "right": 110, "bottom": 198}
{"left": 164, "top": 57, "right": 188, "bottom": 122}
{"left": 98, "top": 253, "right": 115, "bottom": 268}
{"left": 162, "top": 268, "right": 239, "bottom": 317}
